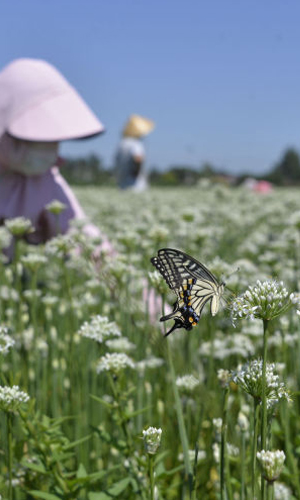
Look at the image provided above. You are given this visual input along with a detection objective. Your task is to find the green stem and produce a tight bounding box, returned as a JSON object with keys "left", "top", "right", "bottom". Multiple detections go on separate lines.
{"left": 55, "top": 213, "right": 61, "bottom": 236}
{"left": 241, "top": 431, "right": 246, "bottom": 500}
{"left": 149, "top": 454, "right": 155, "bottom": 500}
{"left": 281, "top": 401, "right": 300, "bottom": 497}
{"left": 107, "top": 373, "right": 147, "bottom": 500}
{"left": 166, "top": 340, "right": 194, "bottom": 496}
{"left": 225, "top": 457, "right": 233, "bottom": 500}
{"left": 161, "top": 294, "right": 194, "bottom": 498}
{"left": 220, "top": 387, "right": 229, "bottom": 500}
{"left": 261, "top": 318, "right": 270, "bottom": 500}
{"left": 14, "top": 238, "right": 23, "bottom": 333}
{"left": 30, "top": 270, "right": 38, "bottom": 334}
{"left": 7, "top": 412, "right": 13, "bottom": 500}
{"left": 107, "top": 373, "right": 132, "bottom": 448}
{"left": 252, "top": 399, "right": 260, "bottom": 499}
{"left": 267, "top": 481, "right": 274, "bottom": 500}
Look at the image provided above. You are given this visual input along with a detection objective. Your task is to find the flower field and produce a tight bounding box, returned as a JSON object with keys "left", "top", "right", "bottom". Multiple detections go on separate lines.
{"left": 1, "top": 184, "right": 300, "bottom": 499}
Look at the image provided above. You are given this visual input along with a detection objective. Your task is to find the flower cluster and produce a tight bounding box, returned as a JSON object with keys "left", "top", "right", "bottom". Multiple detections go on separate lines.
{"left": 217, "top": 369, "right": 231, "bottom": 388}
{"left": 5, "top": 217, "right": 34, "bottom": 237}
{"left": 274, "top": 482, "right": 292, "bottom": 499}
{"left": 237, "top": 411, "right": 249, "bottom": 432}
{"left": 0, "top": 226, "right": 12, "bottom": 250}
{"left": 200, "top": 334, "right": 255, "bottom": 359}
{"left": 178, "top": 449, "right": 207, "bottom": 464}
{"left": 213, "top": 442, "right": 239, "bottom": 463}
{"left": 176, "top": 374, "right": 200, "bottom": 392}
{"left": 257, "top": 449, "right": 285, "bottom": 482}
{"left": 21, "top": 253, "right": 48, "bottom": 271}
{"left": 45, "top": 199, "right": 67, "bottom": 215}
{"left": 0, "top": 385, "right": 30, "bottom": 412}
{"left": 232, "top": 359, "right": 291, "bottom": 408}
{"left": 96, "top": 352, "right": 135, "bottom": 375}
{"left": 106, "top": 337, "right": 136, "bottom": 352}
{"left": 136, "top": 356, "right": 165, "bottom": 373}
{"left": 142, "top": 426, "right": 162, "bottom": 455}
{"left": 0, "top": 327, "right": 15, "bottom": 355}
{"left": 78, "top": 315, "right": 121, "bottom": 343}
{"left": 45, "top": 234, "right": 75, "bottom": 257}
{"left": 231, "top": 280, "right": 291, "bottom": 324}
{"left": 289, "top": 292, "right": 300, "bottom": 315}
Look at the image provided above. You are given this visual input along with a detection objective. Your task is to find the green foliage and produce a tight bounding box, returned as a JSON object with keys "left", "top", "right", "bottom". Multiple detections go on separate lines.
{"left": 267, "top": 148, "right": 300, "bottom": 185}
{"left": 61, "top": 154, "right": 115, "bottom": 186}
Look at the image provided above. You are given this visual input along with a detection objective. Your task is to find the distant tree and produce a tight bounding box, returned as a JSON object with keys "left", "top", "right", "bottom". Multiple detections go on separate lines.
{"left": 267, "top": 148, "right": 300, "bottom": 185}
{"left": 149, "top": 165, "right": 200, "bottom": 186}
{"left": 168, "top": 166, "right": 200, "bottom": 185}
{"left": 60, "top": 154, "right": 115, "bottom": 185}
{"left": 199, "top": 162, "right": 216, "bottom": 178}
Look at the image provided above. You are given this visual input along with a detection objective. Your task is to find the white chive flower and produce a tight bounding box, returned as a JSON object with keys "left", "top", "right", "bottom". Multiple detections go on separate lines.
{"left": 45, "top": 199, "right": 67, "bottom": 215}
{"left": 21, "top": 253, "right": 47, "bottom": 271}
{"left": 217, "top": 369, "right": 231, "bottom": 388}
{"left": 212, "top": 418, "right": 223, "bottom": 435}
{"left": 5, "top": 217, "right": 34, "bottom": 237}
{"left": 78, "top": 315, "right": 121, "bottom": 343}
{"left": 142, "top": 426, "right": 162, "bottom": 455}
{"left": 96, "top": 352, "right": 135, "bottom": 375}
{"left": 289, "top": 292, "right": 300, "bottom": 316}
{"left": 231, "top": 280, "right": 291, "bottom": 324}
{"left": 213, "top": 442, "right": 239, "bottom": 463}
{"left": 178, "top": 449, "right": 207, "bottom": 464}
{"left": 136, "top": 357, "right": 165, "bottom": 373}
{"left": 232, "top": 359, "right": 291, "bottom": 408}
{"left": 257, "top": 450, "right": 285, "bottom": 482}
{"left": 176, "top": 374, "right": 200, "bottom": 392}
{"left": 42, "top": 295, "right": 59, "bottom": 307}
{"left": 45, "top": 234, "right": 75, "bottom": 257}
{"left": 274, "top": 482, "right": 292, "bottom": 499}
{"left": 0, "top": 327, "right": 15, "bottom": 355}
{"left": 237, "top": 411, "right": 249, "bottom": 432}
{"left": 0, "top": 227, "right": 12, "bottom": 250}
{"left": 0, "top": 385, "right": 30, "bottom": 412}
{"left": 105, "top": 337, "right": 136, "bottom": 352}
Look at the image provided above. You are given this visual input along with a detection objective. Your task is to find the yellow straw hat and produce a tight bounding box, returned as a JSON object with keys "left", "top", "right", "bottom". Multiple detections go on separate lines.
{"left": 123, "top": 114, "right": 155, "bottom": 138}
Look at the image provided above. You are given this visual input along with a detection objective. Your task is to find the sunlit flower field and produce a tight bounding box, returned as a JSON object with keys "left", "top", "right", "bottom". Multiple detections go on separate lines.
{"left": 2, "top": 183, "right": 300, "bottom": 499}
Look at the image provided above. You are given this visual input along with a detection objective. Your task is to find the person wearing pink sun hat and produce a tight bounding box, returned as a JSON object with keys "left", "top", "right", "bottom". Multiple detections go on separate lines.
{"left": 0, "top": 58, "right": 113, "bottom": 254}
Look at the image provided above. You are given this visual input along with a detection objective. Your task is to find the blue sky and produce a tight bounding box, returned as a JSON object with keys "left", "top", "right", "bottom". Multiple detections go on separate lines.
{"left": 1, "top": 0, "right": 300, "bottom": 174}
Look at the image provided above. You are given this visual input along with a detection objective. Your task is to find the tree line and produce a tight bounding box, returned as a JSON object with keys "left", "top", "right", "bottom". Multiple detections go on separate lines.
{"left": 60, "top": 148, "right": 300, "bottom": 187}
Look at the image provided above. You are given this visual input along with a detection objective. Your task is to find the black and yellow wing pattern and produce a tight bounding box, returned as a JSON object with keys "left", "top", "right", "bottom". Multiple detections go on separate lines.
{"left": 151, "top": 248, "right": 224, "bottom": 336}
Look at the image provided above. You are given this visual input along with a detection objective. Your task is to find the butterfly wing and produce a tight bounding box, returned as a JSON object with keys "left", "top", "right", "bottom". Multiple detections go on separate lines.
{"left": 151, "top": 248, "right": 223, "bottom": 336}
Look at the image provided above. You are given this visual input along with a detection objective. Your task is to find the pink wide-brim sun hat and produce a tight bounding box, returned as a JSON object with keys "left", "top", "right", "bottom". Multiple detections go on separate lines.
{"left": 0, "top": 58, "right": 104, "bottom": 141}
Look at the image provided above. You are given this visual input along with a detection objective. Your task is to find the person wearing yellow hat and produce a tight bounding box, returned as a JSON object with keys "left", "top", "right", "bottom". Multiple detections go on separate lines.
{"left": 115, "top": 114, "right": 155, "bottom": 191}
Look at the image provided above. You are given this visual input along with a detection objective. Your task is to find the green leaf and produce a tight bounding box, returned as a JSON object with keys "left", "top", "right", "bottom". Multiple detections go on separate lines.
{"left": 125, "top": 405, "right": 152, "bottom": 418}
{"left": 154, "top": 450, "right": 169, "bottom": 464}
{"left": 50, "top": 452, "right": 74, "bottom": 464}
{"left": 158, "top": 464, "right": 185, "bottom": 477}
{"left": 68, "top": 465, "right": 121, "bottom": 487}
{"left": 76, "top": 463, "right": 87, "bottom": 478}
{"left": 90, "top": 394, "right": 114, "bottom": 409}
{"left": 64, "top": 434, "right": 91, "bottom": 451}
{"left": 21, "top": 460, "right": 47, "bottom": 474}
{"left": 29, "top": 491, "right": 62, "bottom": 500}
{"left": 88, "top": 477, "right": 131, "bottom": 499}
{"left": 89, "top": 494, "right": 110, "bottom": 500}
{"left": 107, "top": 477, "right": 131, "bottom": 495}
{"left": 155, "top": 461, "right": 166, "bottom": 478}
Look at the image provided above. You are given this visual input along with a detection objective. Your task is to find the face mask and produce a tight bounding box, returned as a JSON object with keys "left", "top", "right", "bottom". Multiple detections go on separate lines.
{"left": 0, "top": 134, "right": 59, "bottom": 176}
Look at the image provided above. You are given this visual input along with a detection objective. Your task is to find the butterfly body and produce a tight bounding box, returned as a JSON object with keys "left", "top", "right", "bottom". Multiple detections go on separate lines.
{"left": 151, "top": 248, "right": 224, "bottom": 336}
